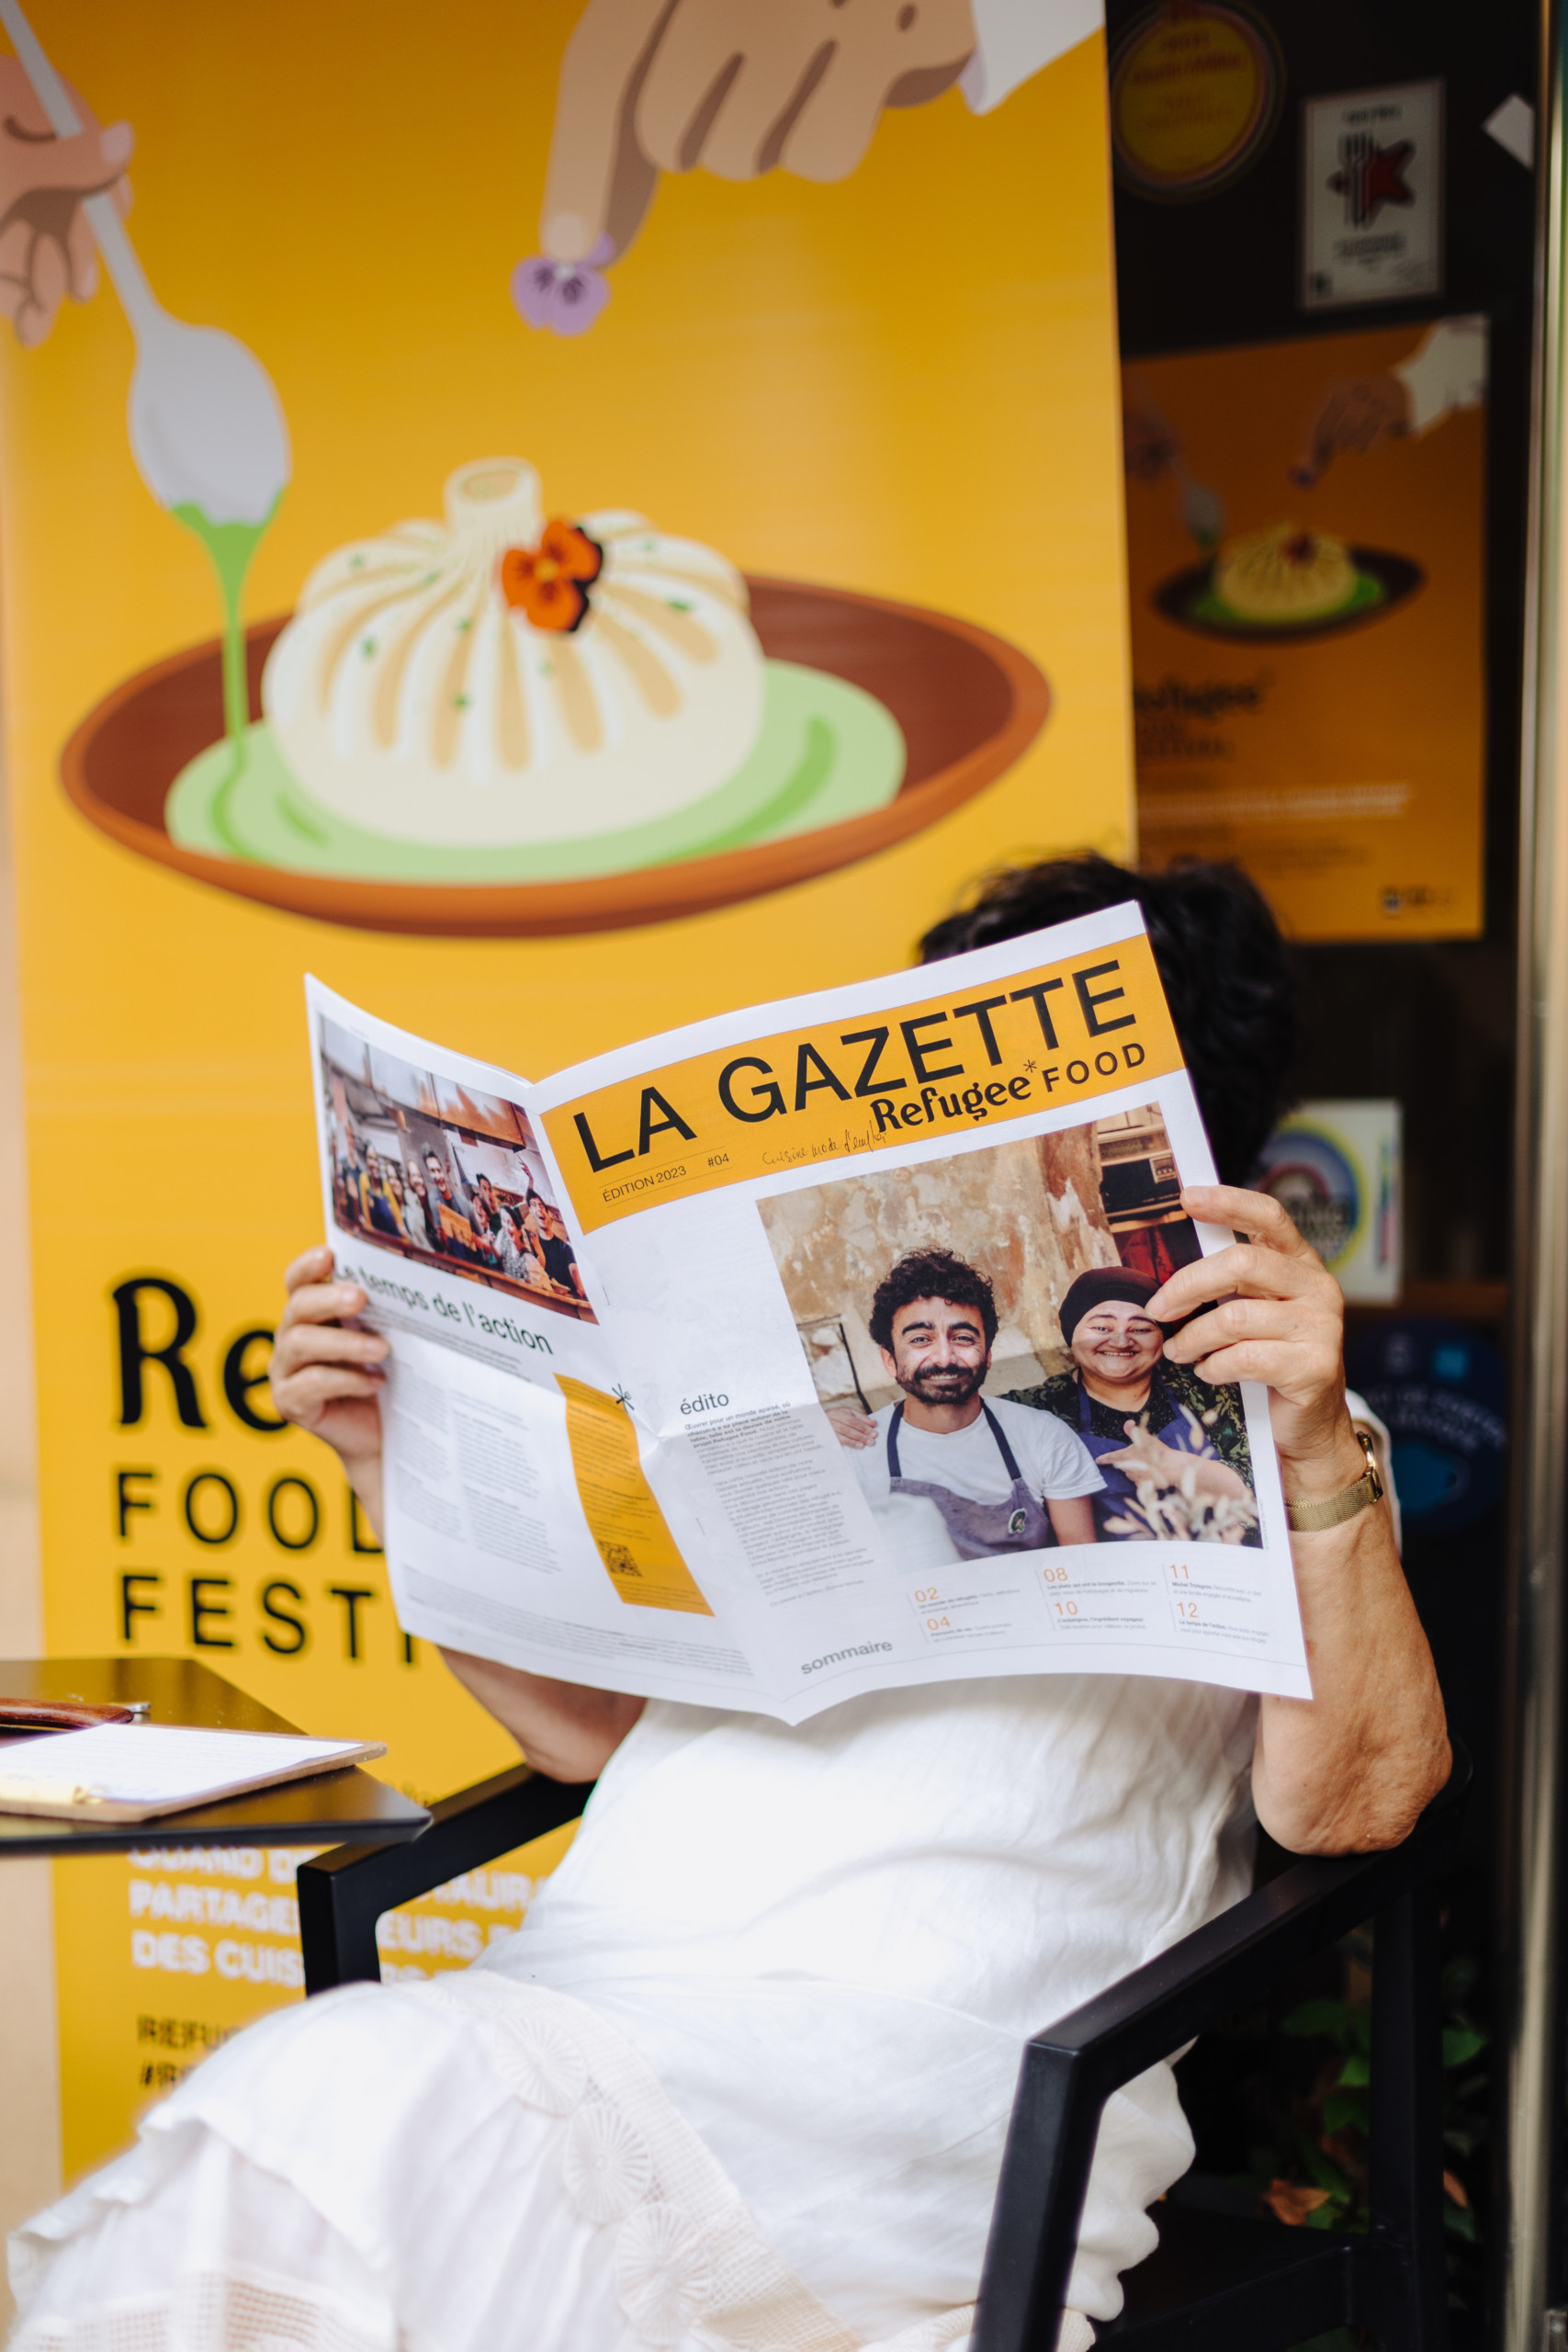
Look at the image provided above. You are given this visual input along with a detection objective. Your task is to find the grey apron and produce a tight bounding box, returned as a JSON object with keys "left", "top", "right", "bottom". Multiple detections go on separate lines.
{"left": 886, "top": 1401, "right": 1055, "bottom": 1560}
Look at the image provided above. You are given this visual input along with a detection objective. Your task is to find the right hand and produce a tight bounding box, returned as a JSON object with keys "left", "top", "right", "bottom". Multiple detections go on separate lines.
{"left": 1292, "top": 373, "right": 1411, "bottom": 487}
{"left": 268, "top": 1246, "right": 388, "bottom": 1500}
{"left": 540, "top": 0, "right": 976, "bottom": 266}
{"left": 0, "top": 59, "right": 132, "bottom": 346}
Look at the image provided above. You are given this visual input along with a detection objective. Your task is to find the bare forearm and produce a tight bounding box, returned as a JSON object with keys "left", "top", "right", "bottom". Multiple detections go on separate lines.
{"left": 266, "top": 1256, "right": 633, "bottom": 1779}
{"left": 437, "top": 1645, "right": 645, "bottom": 1781}
{"left": 1254, "top": 1438, "right": 1450, "bottom": 1852}
{"left": 1147, "top": 1193, "right": 1450, "bottom": 1856}
{"left": 344, "top": 1452, "right": 384, "bottom": 1548}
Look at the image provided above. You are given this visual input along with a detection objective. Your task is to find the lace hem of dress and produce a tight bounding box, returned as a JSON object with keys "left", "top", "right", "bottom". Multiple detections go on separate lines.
{"left": 9, "top": 1973, "right": 1095, "bottom": 2352}
{"left": 9, "top": 2261, "right": 396, "bottom": 2352}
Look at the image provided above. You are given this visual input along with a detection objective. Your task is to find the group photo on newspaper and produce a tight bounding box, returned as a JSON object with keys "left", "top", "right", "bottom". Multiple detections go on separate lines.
{"left": 306, "top": 901, "right": 1310, "bottom": 1721}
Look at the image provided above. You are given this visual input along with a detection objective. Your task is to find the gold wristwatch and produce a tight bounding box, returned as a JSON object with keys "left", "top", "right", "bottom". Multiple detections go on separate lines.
{"left": 1284, "top": 1431, "right": 1385, "bottom": 1532}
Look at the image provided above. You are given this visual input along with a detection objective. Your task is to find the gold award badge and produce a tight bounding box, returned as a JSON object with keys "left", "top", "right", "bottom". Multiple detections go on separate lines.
{"left": 1111, "top": 2, "right": 1282, "bottom": 200}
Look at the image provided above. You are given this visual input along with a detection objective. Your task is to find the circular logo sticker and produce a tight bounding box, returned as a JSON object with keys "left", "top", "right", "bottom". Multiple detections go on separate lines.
{"left": 1345, "top": 1320, "right": 1507, "bottom": 1536}
{"left": 1110, "top": 2, "right": 1283, "bottom": 200}
{"left": 1257, "top": 1127, "right": 1361, "bottom": 1272}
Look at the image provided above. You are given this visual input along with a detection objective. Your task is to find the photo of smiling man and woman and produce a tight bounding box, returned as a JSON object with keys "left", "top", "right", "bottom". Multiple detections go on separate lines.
{"left": 317, "top": 1013, "right": 595, "bottom": 1324}
{"left": 758, "top": 1105, "right": 1258, "bottom": 1553}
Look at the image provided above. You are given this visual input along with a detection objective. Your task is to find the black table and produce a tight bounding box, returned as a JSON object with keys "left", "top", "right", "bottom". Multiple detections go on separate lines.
{"left": 0, "top": 1657, "right": 431, "bottom": 1857}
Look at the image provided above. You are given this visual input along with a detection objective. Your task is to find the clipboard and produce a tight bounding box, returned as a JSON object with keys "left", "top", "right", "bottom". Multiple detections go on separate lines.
{"left": 0, "top": 1723, "right": 388, "bottom": 1823}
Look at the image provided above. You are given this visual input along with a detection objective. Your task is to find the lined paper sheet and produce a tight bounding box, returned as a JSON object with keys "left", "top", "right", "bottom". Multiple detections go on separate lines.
{"left": 0, "top": 1724, "right": 384, "bottom": 1821}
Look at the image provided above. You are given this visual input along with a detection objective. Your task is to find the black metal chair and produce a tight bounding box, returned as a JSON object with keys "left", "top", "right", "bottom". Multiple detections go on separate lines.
{"left": 299, "top": 1745, "right": 1469, "bottom": 2352}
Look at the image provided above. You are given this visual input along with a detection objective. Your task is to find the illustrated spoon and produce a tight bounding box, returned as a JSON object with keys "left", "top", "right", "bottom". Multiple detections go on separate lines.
{"left": 1172, "top": 456, "right": 1225, "bottom": 552}
{"left": 0, "top": 0, "right": 290, "bottom": 736}
{"left": 1127, "top": 375, "right": 1225, "bottom": 550}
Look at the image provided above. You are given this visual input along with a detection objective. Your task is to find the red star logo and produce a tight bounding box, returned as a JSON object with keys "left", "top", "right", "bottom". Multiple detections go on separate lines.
{"left": 1328, "top": 139, "right": 1416, "bottom": 227}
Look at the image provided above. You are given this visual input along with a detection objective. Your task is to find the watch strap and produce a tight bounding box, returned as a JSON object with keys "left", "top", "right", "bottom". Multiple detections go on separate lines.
{"left": 1284, "top": 1430, "right": 1386, "bottom": 1532}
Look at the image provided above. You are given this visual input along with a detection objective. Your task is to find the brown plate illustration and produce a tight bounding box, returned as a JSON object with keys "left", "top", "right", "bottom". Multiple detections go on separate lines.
{"left": 1152, "top": 547, "right": 1425, "bottom": 644}
{"left": 61, "top": 579, "right": 1049, "bottom": 939}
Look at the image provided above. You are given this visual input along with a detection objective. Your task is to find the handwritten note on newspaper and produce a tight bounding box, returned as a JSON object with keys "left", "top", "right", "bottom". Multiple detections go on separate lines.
{"left": 310, "top": 904, "right": 1309, "bottom": 1723}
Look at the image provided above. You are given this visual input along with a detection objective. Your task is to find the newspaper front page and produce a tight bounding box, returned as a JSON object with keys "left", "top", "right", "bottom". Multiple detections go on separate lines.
{"left": 309, "top": 907, "right": 1311, "bottom": 1723}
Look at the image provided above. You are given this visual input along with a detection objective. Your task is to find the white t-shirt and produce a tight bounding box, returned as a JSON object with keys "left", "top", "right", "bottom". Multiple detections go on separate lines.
{"left": 849, "top": 1394, "right": 1104, "bottom": 1509}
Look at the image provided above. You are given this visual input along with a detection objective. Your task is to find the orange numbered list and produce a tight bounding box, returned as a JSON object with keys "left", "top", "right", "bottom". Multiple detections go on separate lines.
{"left": 556, "top": 1377, "right": 713, "bottom": 1616}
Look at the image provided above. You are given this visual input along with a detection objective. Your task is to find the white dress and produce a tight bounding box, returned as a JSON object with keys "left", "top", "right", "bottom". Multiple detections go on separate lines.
{"left": 10, "top": 1672, "right": 1257, "bottom": 2352}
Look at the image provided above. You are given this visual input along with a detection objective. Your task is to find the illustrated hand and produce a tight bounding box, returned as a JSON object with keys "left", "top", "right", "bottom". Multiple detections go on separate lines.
{"left": 1102, "top": 1421, "right": 1249, "bottom": 1499}
{"left": 1147, "top": 1186, "right": 1363, "bottom": 1505}
{"left": 268, "top": 1245, "right": 388, "bottom": 1490}
{"left": 826, "top": 1400, "right": 878, "bottom": 1450}
{"left": 0, "top": 58, "right": 131, "bottom": 346}
{"left": 1292, "top": 374, "right": 1411, "bottom": 487}
{"left": 540, "top": 0, "right": 977, "bottom": 266}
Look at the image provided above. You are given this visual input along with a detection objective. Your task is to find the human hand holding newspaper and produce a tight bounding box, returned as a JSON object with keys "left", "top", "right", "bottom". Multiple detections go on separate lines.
{"left": 271, "top": 1246, "right": 389, "bottom": 1529}
{"left": 297, "top": 904, "right": 1314, "bottom": 1724}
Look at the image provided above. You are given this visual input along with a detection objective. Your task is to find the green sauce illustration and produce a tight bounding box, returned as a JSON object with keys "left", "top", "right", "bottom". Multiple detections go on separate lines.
{"left": 173, "top": 496, "right": 280, "bottom": 745}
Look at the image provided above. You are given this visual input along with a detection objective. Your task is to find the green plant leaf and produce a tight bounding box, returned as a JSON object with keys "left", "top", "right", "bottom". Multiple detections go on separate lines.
{"left": 1337, "top": 2053, "right": 1371, "bottom": 2086}
{"left": 1284, "top": 1999, "right": 1354, "bottom": 2041}
{"left": 1322, "top": 2089, "right": 1368, "bottom": 2133}
{"left": 1443, "top": 2029, "right": 1487, "bottom": 2069}
{"left": 1306, "top": 2147, "right": 1352, "bottom": 2199}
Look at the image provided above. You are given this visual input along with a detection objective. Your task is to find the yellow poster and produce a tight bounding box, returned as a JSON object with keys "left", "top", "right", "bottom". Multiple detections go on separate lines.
{"left": 1124, "top": 320, "right": 1487, "bottom": 939}
{"left": 0, "top": 0, "right": 1132, "bottom": 2176}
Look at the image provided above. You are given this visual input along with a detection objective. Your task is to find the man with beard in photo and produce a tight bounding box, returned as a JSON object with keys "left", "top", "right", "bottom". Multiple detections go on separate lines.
{"left": 846, "top": 1246, "right": 1103, "bottom": 1556}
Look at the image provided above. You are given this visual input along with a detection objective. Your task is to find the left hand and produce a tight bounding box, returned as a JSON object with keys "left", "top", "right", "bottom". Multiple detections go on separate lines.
{"left": 1146, "top": 1185, "right": 1363, "bottom": 1504}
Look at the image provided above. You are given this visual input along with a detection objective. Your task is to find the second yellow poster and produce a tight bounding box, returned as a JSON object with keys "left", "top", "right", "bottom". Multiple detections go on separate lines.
{"left": 1124, "top": 319, "right": 1487, "bottom": 939}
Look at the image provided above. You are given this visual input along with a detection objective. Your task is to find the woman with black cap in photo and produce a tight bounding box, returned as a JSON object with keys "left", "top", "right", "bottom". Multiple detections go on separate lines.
{"left": 1008, "top": 1265, "right": 1256, "bottom": 1542}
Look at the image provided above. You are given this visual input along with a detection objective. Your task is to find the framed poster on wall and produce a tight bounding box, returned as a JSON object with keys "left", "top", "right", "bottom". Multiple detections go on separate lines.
{"left": 1301, "top": 80, "right": 1444, "bottom": 310}
{"left": 1123, "top": 317, "right": 1487, "bottom": 940}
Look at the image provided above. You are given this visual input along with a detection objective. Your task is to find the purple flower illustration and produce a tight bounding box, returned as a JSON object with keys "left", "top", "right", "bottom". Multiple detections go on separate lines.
{"left": 511, "top": 235, "right": 615, "bottom": 337}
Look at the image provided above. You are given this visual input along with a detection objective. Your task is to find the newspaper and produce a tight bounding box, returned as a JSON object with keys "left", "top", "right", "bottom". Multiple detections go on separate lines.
{"left": 308, "top": 905, "right": 1311, "bottom": 1723}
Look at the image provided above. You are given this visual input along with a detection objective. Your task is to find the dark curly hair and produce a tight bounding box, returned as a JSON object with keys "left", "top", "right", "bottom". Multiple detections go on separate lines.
{"left": 919, "top": 855, "right": 1298, "bottom": 1186}
{"left": 869, "top": 1249, "right": 998, "bottom": 1356}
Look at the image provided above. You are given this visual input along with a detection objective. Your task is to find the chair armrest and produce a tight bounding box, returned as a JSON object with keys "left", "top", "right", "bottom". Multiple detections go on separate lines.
{"left": 976, "top": 1746, "right": 1471, "bottom": 2352}
{"left": 298, "top": 1763, "right": 595, "bottom": 1994}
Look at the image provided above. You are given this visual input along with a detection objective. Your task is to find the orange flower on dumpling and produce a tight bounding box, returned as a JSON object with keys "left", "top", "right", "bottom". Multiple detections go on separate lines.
{"left": 499, "top": 519, "right": 604, "bottom": 632}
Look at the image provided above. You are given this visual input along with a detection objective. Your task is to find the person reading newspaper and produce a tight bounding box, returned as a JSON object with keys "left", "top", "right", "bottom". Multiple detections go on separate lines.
{"left": 12, "top": 858, "right": 1447, "bottom": 2352}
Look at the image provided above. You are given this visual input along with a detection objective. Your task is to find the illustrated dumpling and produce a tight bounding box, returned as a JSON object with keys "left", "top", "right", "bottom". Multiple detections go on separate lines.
{"left": 1213, "top": 523, "right": 1358, "bottom": 622}
{"left": 262, "top": 458, "right": 766, "bottom": 846}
